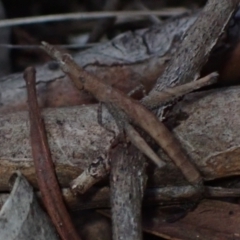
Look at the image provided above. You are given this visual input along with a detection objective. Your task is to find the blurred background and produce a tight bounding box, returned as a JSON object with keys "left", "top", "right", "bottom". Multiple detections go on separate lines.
{"left": 0, "top": 0, "right": 206, "bottom": 75}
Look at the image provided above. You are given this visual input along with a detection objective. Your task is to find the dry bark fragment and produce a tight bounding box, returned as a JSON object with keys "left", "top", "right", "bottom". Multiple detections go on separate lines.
{"left": 2, "top": 86, "right": 240, "bottom": 190}
{"left": 110, "top": 141, "right": 146, "bottom": 240}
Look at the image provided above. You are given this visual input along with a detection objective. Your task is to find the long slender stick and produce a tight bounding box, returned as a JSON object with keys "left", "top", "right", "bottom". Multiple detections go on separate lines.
{"left": 0, "top": 9, "right": 188, "bottom": 28}
{"left": 143, "top": 72, "right": 218, "bottom": 109}
{"left": 24, "top": 67, "right": 81, "bottom": 240}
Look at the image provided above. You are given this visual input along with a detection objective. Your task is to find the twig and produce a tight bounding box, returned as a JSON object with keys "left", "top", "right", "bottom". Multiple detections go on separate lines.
{"left": 204, "top": 186, "right": 240, "bottom": 198}
{"left": 0, "top": 9, "right": 188, "bottom": 28}
{"left": 0, "top": 43, "right": 97, "bottom": 50}
{"left": 24, "top": 67, "right": 81, "bottom": 240}
{"left": 70, "top": 154, "right": 110, "bottom": 194}
{"left": 143, "top": 72, "right": 218, "bottom": 109}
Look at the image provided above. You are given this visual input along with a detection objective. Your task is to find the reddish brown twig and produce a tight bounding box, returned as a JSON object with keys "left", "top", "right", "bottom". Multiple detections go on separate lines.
{"left": 23, "top": 67, "right": 81, "bottom": 240}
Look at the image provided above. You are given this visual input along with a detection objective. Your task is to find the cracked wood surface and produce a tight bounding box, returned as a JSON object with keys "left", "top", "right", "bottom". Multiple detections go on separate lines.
{"left": 1, "top": 86, "right": 240, "bottom": 190}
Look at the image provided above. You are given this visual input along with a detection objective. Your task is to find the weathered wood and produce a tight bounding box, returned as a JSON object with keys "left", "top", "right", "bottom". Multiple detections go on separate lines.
{"left": 110, "top": 142, "right": 146, "bottom": 240}
{"left": 0, "top": 172, "right": 58, "bottom": 240}
{"left": 1, "top": 86, "right": 240, "bottom": 190}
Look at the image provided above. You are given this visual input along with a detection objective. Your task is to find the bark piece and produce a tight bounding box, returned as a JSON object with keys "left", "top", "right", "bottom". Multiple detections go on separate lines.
{"left": 1, "top": 87, "right": 240, "bottom": 190}
{"left": 0, "top": 172, "right": 58, "bottom": 240}
{"left": 110, "top": 142, "right": 146, "bottom": 240}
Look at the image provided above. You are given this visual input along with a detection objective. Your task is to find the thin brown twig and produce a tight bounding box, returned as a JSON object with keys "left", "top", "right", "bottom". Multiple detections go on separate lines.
{"left": 23, "top": 67, "right": 81, "bottom": 240}
{"left": 143, "top": 72, "right": 218, "bottom": 108}
{"left": 63, "top": 185, "right": 240, "bottom": 210}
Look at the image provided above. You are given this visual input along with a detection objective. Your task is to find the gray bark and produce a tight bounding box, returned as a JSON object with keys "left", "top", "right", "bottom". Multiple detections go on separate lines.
{"left": 0, "top": 86, "right": 240, "bottom": 190}
{"left": 0, "top": 172, "right": 58, "bottom": 240}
